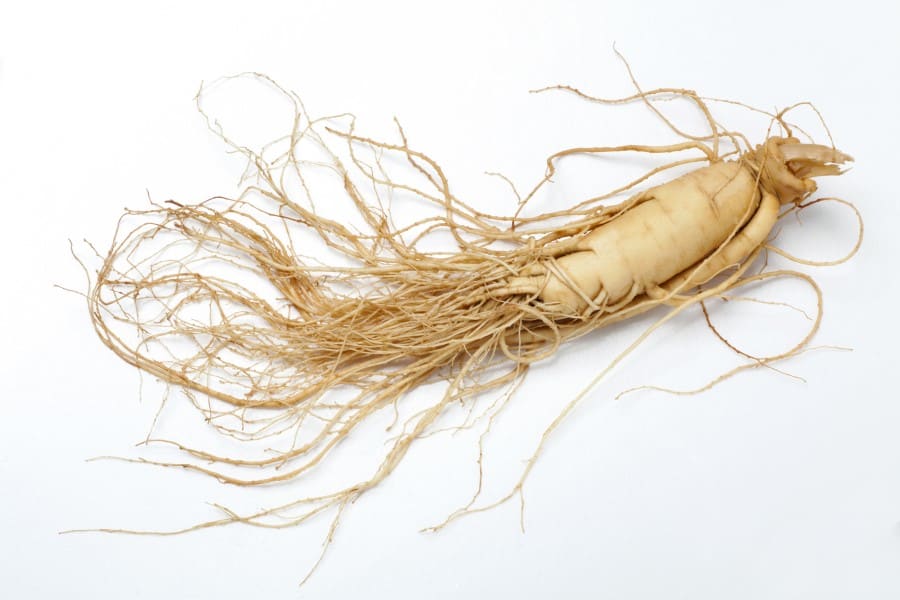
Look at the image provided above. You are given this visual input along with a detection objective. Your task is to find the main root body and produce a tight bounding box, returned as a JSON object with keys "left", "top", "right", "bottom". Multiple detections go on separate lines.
{"left": 80, "top": 69, "right": 859, "bottom": 571}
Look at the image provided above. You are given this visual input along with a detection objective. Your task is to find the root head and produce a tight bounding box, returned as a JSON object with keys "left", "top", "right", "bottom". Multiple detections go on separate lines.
{"left": 747, "top": 137, "right": 852, "bottom": 205}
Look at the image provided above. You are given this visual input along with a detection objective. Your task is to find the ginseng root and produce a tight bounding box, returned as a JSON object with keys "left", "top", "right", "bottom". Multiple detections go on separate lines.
{"left": 76, "top": 71, "right": 860, "bottom": 580}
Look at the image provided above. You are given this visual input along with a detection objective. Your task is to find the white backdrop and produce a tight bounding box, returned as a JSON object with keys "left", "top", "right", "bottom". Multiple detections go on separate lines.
{"left": 2, "top": 1, "right": 899, "bottom": 598}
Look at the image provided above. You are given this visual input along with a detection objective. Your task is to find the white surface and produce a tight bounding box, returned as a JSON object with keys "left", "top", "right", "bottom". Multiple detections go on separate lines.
{"left": 2, "top": 1, "right": 899, "bottom": 598}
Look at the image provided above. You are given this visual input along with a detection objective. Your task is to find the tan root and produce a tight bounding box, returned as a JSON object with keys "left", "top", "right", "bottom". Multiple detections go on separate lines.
{"left": 75, "top": 68, "right": 861, "bottom": 582}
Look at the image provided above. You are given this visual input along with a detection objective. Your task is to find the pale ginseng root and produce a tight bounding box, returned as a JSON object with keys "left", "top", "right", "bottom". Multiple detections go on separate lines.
{"left": 76, "top": 71, "right": 861, "bottom": 578}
